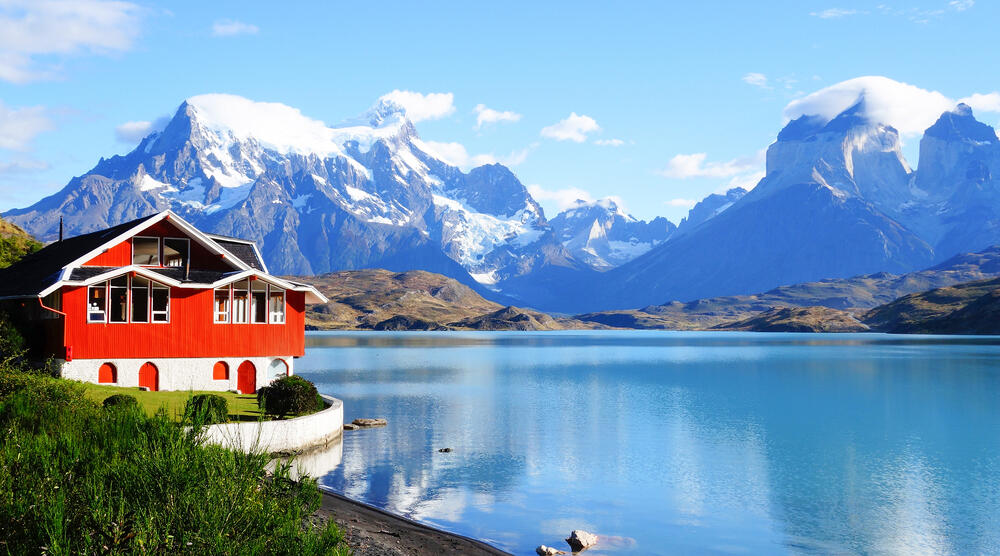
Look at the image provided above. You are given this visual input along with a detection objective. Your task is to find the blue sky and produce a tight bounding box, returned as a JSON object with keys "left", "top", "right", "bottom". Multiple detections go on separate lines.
{"left": 1, "top": 0, "right": 999, "bottom": 223}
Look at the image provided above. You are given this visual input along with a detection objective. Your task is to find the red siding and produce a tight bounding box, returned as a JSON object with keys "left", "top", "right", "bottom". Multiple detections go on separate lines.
{"left": 61, "top": 286, "right": 306, "bottom": 359}
{"left": 83, "top": 220, "right": 232, "bottom": 271}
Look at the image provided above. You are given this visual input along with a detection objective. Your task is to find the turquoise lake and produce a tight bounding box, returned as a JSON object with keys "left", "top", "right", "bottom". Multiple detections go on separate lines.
{"left": 295, "top": 331, "right": 1000, "bottom": 555}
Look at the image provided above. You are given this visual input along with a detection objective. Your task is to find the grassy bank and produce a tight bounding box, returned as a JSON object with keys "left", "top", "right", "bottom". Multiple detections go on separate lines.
{"left": 80, "top": 383, "right": 265, "bottom": 421}
{"left": 0, "top": 363, "right": 349, "bottom": 555}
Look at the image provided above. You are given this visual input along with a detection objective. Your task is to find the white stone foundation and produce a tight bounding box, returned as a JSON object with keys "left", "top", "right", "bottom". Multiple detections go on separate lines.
{"left": 58, "top": 356, "right": 295, "bottom": 392}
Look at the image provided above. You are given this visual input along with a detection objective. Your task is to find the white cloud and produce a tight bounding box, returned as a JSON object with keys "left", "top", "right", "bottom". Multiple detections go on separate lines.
{"left": 742, "top": 72, "right": 770, "bottom": 89}
{"left": 114, "top": 116, "right": 169, "bottom": 143}
{"left": 211, "top": 19, "right": 259, "bottom": 37}
{"left": 659, "top": 151, "right": 764, "bottom": 179}
{"left": 594, "top": 138, "right": 625, "bottom": 147}
{"left": 0, "top": 0, "right": 142, "bottom": 83}
{"left": 0, "top": 101, "right": 52, "bottom": 150}
{"left": 0, "top": 157, "right": 48, "bottom": 174}
{"left": 959, "top": 92, "right": 1000, "bottom": 113}
{"left": 378, "top": 90, "right": 455, "bottom": 123}
{"left": 666, "top": 198, "right": 697, "bottom": 208}
{"left": 527, "top": 184, "right": 595, "bottom": 211}
{"left": 949, "top": 0, "right": 974, "bottom": 11}
{"left": 810, "top": 8, "right": 860, "bottom": 18}
{"left": 419, "top": 140, "right": 530, "bottom": 170}
{"left": 724, "top": 170, "right": 766, "bottom": 192}
{"left": 540, "top": 112, "right": 600, "bottom": 142}
{"left": 783, "top": 76, "right": 958, "bottom": 137}
{"left": 474, "top": 104, "right": 521, "bottom": 129}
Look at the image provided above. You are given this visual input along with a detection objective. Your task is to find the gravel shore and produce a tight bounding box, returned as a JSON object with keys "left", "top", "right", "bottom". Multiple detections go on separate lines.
{"left": 314, "top": 490, "right": 510, "bottom": 556}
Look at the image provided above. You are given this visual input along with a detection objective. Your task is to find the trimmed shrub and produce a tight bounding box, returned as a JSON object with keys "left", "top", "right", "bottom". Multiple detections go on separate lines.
{"left": 184, "top": 393, "right": 229, "bottom": 424}
{"left": 102, "top": 393, "right": 139, "bottom": 410}
{"left": 257, "top": 375, "right": 322, "bottom": 418}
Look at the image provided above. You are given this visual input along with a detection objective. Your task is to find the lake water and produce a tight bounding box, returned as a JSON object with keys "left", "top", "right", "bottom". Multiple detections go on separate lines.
{"left": 295, "top": 331, "right": 1000, "bottom": 555}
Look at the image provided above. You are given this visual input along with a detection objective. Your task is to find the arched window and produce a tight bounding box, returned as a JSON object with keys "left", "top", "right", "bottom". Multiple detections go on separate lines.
{"left": 98, "top": 362, "right": 117, "bottom": 384}
{"left": 268, "top": 358, "right": 289, "bottom": 380}
{"left": 213, "top": 361, "right": 229, "bottom": 380}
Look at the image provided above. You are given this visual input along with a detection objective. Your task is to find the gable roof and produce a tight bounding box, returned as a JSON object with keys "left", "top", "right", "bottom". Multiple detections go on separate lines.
{"left": 0, "top": 211, "right": 327, "bottom": 303}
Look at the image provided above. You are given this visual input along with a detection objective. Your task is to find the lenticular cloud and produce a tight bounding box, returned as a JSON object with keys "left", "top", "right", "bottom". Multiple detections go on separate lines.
{"left": 784, "top": 76, "right": 955, "bottom": 137}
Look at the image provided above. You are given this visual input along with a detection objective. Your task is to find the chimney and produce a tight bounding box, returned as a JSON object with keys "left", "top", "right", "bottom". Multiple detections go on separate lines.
{"left": 59, "top": 217, "right": 63, "bottom": 242}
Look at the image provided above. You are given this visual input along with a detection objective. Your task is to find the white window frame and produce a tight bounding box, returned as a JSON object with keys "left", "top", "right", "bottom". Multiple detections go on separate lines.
{"left": 213, "top": 285, "right": 231, "bottom": 324}
{"left": 108, "top": 277, "right": 129, "bottom": 324}
{"left": 163, "top": 237, "right": 190, "bottom": 268}
{"left": 232, "top": 279, "right": 250, "bottom": 324}
{"left": 87, "top": 282, "right": 108, "bottom": 323}
{"left": 151, "top": 282, "right": 170, "bottom": 323}
{"left": 131, "top": 275, "right": 151, "bottom": 323}
{"left": 269, "top": 286, "right": 285, "bottom": 324}
{"left": 132, "top": 236, "right": 161, "bottom": 267}
{"left": 250, "top": 280, "right": 268, "bottom": 324}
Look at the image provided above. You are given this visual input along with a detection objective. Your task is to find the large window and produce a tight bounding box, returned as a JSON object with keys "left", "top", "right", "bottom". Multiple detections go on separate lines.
{"left": 251, "top": 280, "right": 268, "bottom": 323}
{"left": 87, "top": 285, "right": 106, "bottom": 322}
{"left": 109, "top": 276, "right": 128, "bottom": 323}
{"left": 269, "top": 288, "right": 285, "bottom": 324}
{"left": 163, "top": 238, "right": 189, "bottom": 268}
{"left": 232, "top": 280, "right": 249, "bottom": 323}
{"left": 214, "top": 287, "right": 230, "bottom": 323}
{"left": 152, "top": 283, "right": 170, "bottom": 322}
{"left": 132, "top": 237, "right": 160, "bottom": 266}
{"left": 131, "top": 276, "right": 149, "bottom": 323}
{"left": 86, "top": 276, "right": 169, "bottom": 324}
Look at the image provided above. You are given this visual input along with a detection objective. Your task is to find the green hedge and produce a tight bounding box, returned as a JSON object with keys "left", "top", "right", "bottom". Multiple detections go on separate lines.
{"left": 257, "top": 375, "right": 323, "bottom": 419}
{"left": 102, "top": 393, "right": 139, "bottom": 410}
{"left": 184, "top": 393, "right": 229, "bottom": 424}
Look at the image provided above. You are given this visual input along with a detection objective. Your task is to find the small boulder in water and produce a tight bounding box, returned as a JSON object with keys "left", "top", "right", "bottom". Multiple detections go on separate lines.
{"left": 343, "top": 423, "right": 359, "bottom": 431}
{"left": 438, "top": 447, "right": 453, "bottom": 453}
{"left": 352, "top": 418, "right": 387, "bottom": 428}
{"left": 565, "top": 530, "right": 598, "bottom": 552}
{"left": 536, "top": 545, "right": 566, "bottom": 555}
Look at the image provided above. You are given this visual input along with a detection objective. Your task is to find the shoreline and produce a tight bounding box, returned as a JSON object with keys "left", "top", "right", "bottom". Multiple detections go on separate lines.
{"left": 315, "top": 489, "right": 510, "bottom": 556}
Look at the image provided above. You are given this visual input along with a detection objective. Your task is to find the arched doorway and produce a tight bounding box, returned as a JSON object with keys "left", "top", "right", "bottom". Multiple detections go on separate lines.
{"left": 267, "top": 358, "right": 288, "bottom": 380}
{"left": 237, "top": 361, "right": 256, "bottom": 394}
{"left": 138, "top": 362, "right": 158, "bottom": 391}
{"left": 98, "top": 362, "right": 117, "bottom": 384}
{"left": 213, "top": 361, "right": 229, "bottom": 380}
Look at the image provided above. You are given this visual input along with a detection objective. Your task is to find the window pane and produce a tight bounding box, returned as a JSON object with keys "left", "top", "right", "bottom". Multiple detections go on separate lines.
{"left": 133, "top": 237, "right": 159, "bottom": 266}
{"left": 131, "top": 276, "right": 149, "bottom": 323}
{"left": 251, "top": 286, "right": 267, "bottom": 323}
{"left": 214, "top": 288, "right": 230, "bottom": 323}
{"left": 152, "top": 285, "right": 169, "bottom": 322}
{"left": 269, "top": 290, "right": 285, "bottom": 323}
{"left": 163, "top": 238, "right": 188, "bottom": 268}
{"left": 232, "top": 281, "right": 249, "bottom": 323}
{"left": 109, "top": 281, "right": 127, "bottom": 323}
{"left": 88, "top": 285, "right": 106, "bottom": 322}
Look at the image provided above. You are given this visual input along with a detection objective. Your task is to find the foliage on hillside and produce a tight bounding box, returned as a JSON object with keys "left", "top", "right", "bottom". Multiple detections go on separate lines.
{"left": 863, "top": 277, "right": 1000, "bottom": 334}
{"left": 0, "top": 216, "right": 42, "bottom": 269}
{"left": 296, "top": 269, "right": 595, "bottom": 330}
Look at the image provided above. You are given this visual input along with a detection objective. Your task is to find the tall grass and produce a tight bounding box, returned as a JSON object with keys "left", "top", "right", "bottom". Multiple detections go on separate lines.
{"left": 0, "top": 365, "right": 349, "bottom": 555}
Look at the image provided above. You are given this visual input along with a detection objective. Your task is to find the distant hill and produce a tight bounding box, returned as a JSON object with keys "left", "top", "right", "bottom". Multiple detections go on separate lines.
{"left": 863, "top": 277, "right": 1000, "bottom": 334}
{"left": 713, "top": 307, "right": 868, "bottom": 333}
{"left": 575, "top": 245, "right": 1000, "bottom": 329}
{"left": 0, "top": 217, "right": 41, "bottom": 269}
{"left": 293, "top": 269, "right": 594, "bottom": 331}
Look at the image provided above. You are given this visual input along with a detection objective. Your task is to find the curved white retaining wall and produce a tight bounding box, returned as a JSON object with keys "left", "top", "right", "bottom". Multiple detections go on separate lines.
{"left": 200, "top": 394, "right": 343, "bottom": 454}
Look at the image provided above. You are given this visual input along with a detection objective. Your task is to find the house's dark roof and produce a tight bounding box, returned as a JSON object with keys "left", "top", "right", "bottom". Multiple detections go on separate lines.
{"left": 67, "top": 266, "right": 238, "bottom": 286}
{"left": 213, "top": 239, "right": 265, "bottom": 271}
{"left": 0, "top": 214, "right": 160, "bottom": 298}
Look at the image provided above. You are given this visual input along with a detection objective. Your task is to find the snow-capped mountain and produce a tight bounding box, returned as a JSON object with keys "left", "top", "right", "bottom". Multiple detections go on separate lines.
{"left": 548, "top": 198, "right": 675, "bottom": 269}
{"left": 572, "top": 98, "right": 940, "bottom": 312}
{"left": 674, "top": 187, "right": 746, "bottom": 236}
{"left": 4, "top": 94, "right": 581, "bottom": 300}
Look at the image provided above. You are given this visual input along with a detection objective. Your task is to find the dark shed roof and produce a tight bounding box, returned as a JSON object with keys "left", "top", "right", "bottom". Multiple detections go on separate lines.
{"left": 0, "top": 214, "right": 159, "bottom": 298}
{"left": 212, "top": 239, "right": 265, "bottom": 271}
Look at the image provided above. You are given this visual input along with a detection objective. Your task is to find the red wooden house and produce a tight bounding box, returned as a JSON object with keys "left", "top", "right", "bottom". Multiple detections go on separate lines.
{"left": 0, "top": 211, "right": 327, "bottom": 393}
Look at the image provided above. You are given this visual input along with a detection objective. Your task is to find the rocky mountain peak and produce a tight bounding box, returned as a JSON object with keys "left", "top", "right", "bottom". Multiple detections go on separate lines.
{"left": 924, "top": 103, "right": 997, "bottom": 143}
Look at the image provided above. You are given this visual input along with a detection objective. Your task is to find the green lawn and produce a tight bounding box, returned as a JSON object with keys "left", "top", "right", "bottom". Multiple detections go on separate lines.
{"left": 79, "top": 383, "right": 265, "bottom": 422}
